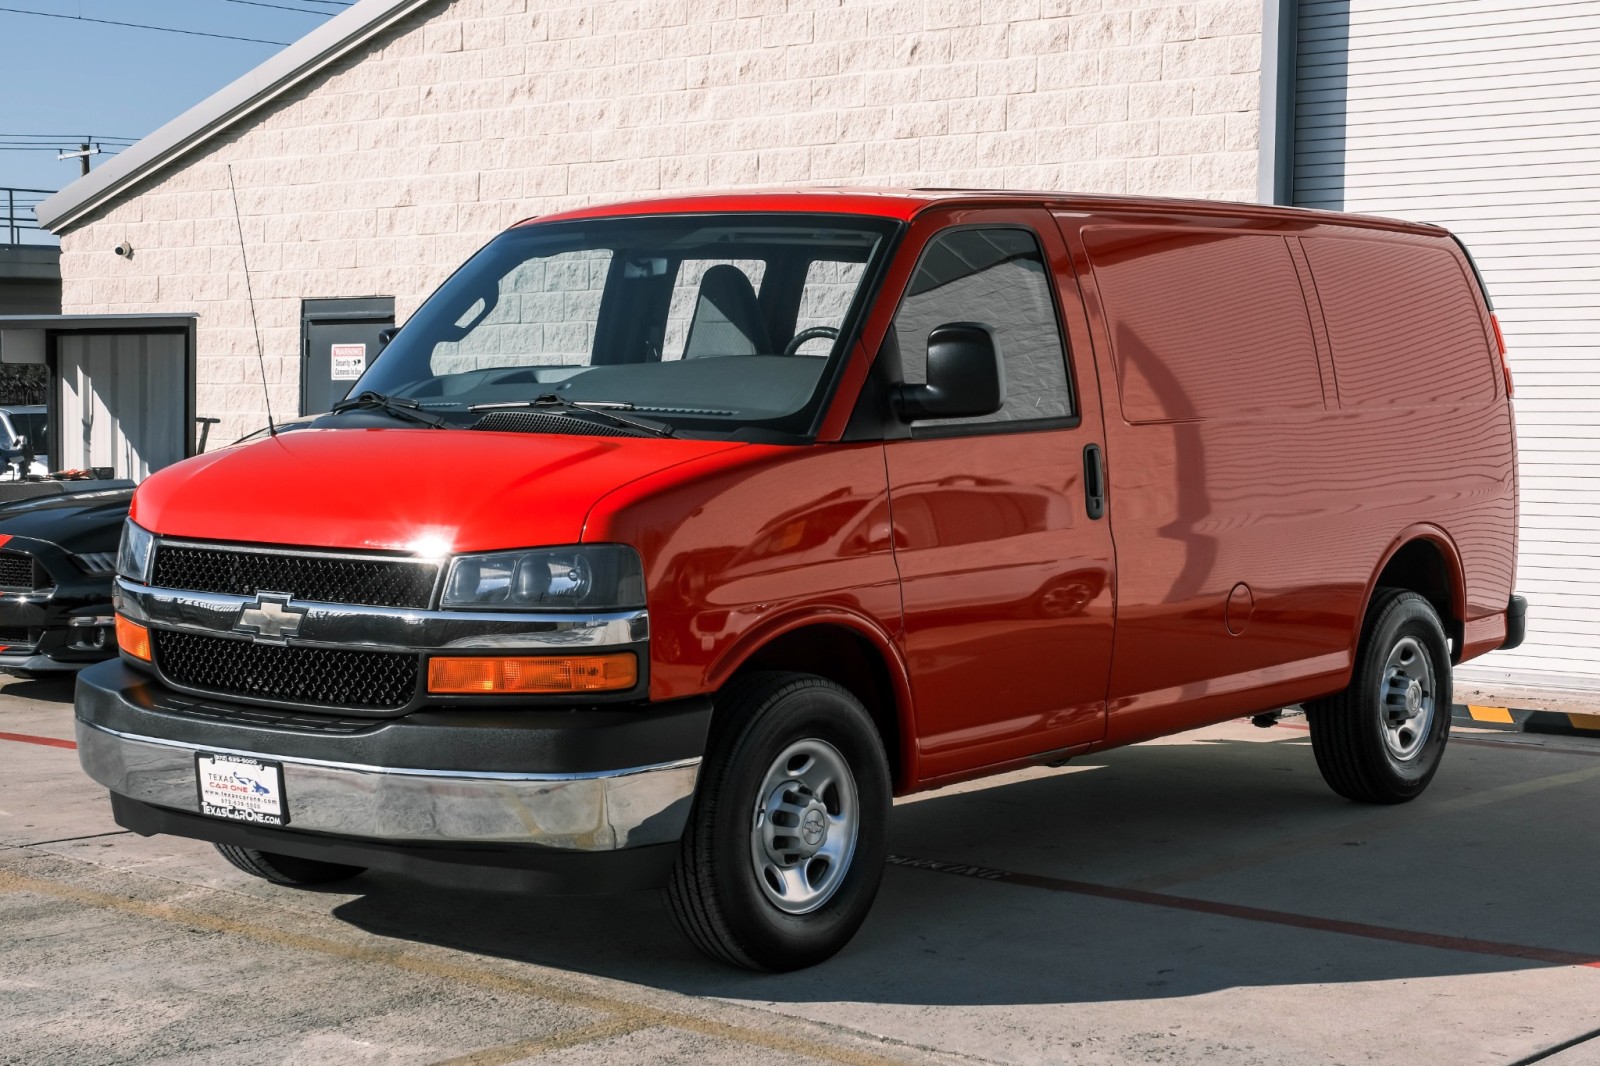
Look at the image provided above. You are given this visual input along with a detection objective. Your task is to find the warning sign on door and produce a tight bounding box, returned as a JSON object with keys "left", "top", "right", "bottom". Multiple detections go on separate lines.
{"left": 331, "top": 343, "right": 366, "bottom": 380}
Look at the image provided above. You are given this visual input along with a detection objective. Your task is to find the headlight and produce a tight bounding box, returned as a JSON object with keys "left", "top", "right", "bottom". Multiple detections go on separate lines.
{"left": 74, "top": 551, "right": 118, "bottom": 576}
{"left": 116, "top": 519, "right": 155, "bottom": 583}
{"left": 442, "top": 545, "right": 644, "bottom": 611}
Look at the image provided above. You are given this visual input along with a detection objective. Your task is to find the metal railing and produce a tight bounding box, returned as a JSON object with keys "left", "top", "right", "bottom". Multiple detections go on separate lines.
{"left": 2, "top": 188, "right": 53, "bottom": 245}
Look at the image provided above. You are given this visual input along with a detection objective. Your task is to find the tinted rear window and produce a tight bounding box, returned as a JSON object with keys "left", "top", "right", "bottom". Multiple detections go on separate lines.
{"left": 1083, "top": 228, "right": 1323, "bottom": 423}
{"left": 1300, "top": 237, "right": 1497, "bottom": 408}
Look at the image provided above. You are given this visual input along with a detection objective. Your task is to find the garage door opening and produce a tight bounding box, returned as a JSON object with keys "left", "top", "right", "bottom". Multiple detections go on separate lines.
{"left": 0, "top": 313, "right": 196, "bottom": 486}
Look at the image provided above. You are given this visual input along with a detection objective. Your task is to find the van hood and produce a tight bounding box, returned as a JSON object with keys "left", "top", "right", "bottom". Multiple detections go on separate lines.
{"left": 131, "top": 428, "right": 744, "bottom": 554}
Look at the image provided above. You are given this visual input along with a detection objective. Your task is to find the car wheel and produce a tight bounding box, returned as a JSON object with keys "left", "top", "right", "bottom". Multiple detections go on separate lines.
{"left": 665, "top": 671, "right": 890, "bottom": 971}
{"left": 214, "top": 843, "right": 365, "bottom": 886}
{"left": 1307, "top": 588, "right": 1452, "bottom": 804}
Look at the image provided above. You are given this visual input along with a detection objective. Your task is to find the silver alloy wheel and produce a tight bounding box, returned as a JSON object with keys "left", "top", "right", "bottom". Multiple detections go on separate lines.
{"left": 749, "top": 738, "right": 859, "bottom": 915}
{"left": 1378, "top": 634, "right": 1435, "bottom": 761}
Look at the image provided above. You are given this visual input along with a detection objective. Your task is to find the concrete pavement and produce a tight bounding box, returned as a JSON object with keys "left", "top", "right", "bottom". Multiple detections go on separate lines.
{"left": 4, "top": 672, "right": 1600, "bottom": 1065}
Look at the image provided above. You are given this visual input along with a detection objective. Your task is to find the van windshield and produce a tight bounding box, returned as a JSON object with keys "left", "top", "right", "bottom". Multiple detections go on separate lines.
{"left": 353, "top": 213, "right": 899, "bottom": 440}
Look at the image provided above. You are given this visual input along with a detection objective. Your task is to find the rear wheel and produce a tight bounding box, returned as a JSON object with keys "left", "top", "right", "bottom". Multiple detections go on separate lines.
{"left": 666, "top": 672, "right": 890, "bottom": 971}
{"left": 1307, "top": 588, "right": 1452, "bottom": 804}
{"left": 214, "top": 844, "right": 365, "bottom": 886}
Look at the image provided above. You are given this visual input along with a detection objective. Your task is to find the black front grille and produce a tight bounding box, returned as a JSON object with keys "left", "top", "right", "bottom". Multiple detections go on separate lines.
{"left": 153, "top": 629, "right": 418, "bottom": 711}
{"left": 157, "top": 693, "right": 380, "bottom": 735}
{"left": 0, "top": 625, "right": 32, "bottom": 644}
{"left": 0, "top": 551, "right": 37, "bottom": 590}
{"left": 152, "top": 545, "right": 438, "bottom": 608}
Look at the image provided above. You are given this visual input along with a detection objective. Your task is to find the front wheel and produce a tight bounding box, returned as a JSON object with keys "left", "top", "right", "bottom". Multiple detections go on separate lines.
{"left": 1307, "top": 588, "right": 1452, "bottom": 804}
{"left": 666, "top": 672, "right": 890, "bottom": 971}
{"left": 214, "top": 844, "right": 365, "bottom": 886}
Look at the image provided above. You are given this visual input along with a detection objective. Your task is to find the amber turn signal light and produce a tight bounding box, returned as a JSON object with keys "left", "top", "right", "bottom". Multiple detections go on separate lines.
{"left": 427, "top": 653, "right": 637, "bottom": 694}
{"left": 116, "top": 615, "right": 151, "bottom": 662}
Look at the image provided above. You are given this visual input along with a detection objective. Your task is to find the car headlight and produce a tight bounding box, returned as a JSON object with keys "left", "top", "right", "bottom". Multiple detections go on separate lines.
{"left": 441, "top": 545, "right": 645, "bottom": 611}
{"left": 116, "top": 519, "right": 155, "bottom": 583}
{"left": 74, "top": 551, "right": 118, "bottom": 576}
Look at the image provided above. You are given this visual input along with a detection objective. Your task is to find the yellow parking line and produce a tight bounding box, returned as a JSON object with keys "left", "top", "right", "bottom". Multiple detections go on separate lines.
{"left": 1442, "top": 763, "right": 1600, "bottom": 808}
{"left": 427, "top": 1017, "right": 652, "bottom": 1065}
{"left": 0, "top": 864, "right": 918, "bottom": 1066}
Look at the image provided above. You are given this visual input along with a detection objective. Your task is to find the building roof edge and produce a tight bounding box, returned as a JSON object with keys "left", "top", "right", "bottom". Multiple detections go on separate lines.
{"left": 35, "top": 0, "right": 437, "bottom": 235}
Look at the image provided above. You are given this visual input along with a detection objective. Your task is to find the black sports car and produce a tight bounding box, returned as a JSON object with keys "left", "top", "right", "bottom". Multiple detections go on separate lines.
{"left": 0, "top": 486, "right": 132, "bottom": 674}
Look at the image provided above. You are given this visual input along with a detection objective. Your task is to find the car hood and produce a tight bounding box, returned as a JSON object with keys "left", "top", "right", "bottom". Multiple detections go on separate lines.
{"left": 131, "top": 428, "right": 745, "bottom": 553}
{"left": 0, "top": 487, "right": 133, "bottom": 553}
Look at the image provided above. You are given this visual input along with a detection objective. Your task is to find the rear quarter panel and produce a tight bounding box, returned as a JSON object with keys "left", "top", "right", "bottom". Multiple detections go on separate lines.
{"left": 1300, "top": 227, "right": 1517, "bottom": 660}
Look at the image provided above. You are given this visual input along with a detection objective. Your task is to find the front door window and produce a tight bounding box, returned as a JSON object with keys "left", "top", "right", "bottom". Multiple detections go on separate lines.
{"left": 893, "top": 227, "right": 1074, "bottom": 430}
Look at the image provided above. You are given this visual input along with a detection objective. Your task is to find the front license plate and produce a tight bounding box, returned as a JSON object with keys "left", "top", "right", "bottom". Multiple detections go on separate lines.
{"left": 195, "top": 752, "right": 288, "bottom": 827}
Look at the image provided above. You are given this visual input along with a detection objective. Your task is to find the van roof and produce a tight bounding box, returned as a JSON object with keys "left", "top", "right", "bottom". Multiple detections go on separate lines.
{"left": 525, "top": 188, "right": 1448, "bottom": 237}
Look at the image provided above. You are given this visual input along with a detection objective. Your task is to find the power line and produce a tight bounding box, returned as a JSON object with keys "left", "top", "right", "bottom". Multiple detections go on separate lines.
{"left": 0, "top": 6, "right": 290, "bottom": 45}
{"left": 0, "top": 136, "right": 132, "bottom": 164}
{"left": 0, "top": 133, "right": 140, "bottom": 141}
{"left": 0, "top": 141, "right": 136, "bottom": 148}
{"left": 0, "top": 136, "right": 136, "bottom": 149}
{"left": 221, "top": 0, "right": 335, "bottom": 14}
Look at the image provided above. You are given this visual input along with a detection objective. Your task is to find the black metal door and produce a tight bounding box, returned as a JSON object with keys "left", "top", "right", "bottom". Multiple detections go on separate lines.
{"left": 300, "top": 297, "right": 394, "bottom": 415}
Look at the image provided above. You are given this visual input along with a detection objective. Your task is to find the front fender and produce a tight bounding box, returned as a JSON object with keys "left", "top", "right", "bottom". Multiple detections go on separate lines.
{"left": 703, "top": 604, "right": 920, "bottom": 790}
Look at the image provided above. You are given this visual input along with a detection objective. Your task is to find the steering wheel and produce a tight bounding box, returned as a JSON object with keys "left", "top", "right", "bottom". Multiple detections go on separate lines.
{"left": 782, "top": 326, "right": 840, "bottom": 357}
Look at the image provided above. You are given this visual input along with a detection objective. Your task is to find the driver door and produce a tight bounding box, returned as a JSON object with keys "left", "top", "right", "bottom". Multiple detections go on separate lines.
{"left": 880, "top": 208, "right": 1117, "bottom": 783}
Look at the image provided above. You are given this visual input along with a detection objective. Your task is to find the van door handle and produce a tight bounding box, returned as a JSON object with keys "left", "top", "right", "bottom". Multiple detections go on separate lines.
{"left": 1083, "top": 443, "right": 1106, "bottom": 520}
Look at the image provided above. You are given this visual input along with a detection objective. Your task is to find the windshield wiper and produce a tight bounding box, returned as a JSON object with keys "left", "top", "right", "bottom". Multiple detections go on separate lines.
{"left": 331, "top": 391, "right": 449, "bottom": 429}
{"left": 469, "top": 395, "right": 674, "bottom": 437}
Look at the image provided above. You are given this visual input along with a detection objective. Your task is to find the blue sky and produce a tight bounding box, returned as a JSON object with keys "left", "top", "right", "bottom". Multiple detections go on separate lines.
{"left": 0, "top": 1, "right": 344, "bottom": 205}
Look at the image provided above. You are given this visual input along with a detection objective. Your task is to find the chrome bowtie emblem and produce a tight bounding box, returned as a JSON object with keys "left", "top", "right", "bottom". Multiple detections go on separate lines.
{"left": 234, "top": 592, "right": 306, "bottom": 643}
{"left": 801, "top": 808, "right": 827, "bottom": 847}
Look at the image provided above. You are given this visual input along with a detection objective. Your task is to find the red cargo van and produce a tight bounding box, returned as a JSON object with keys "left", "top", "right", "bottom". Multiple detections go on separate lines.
{"left": 78, "top": 190, "right": 1524, "bottom": 970}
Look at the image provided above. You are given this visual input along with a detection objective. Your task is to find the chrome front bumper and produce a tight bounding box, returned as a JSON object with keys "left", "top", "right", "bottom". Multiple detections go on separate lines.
{"left": 76, "top": 719, "right": 700, "bottom": 851}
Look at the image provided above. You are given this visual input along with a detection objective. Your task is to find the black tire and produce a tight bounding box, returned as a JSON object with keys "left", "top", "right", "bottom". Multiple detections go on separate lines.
{"left": 214, "top": 843, "right": 365, "bottom": 886}
{"left": 1307, "top": 588, "right": 1452, "bottom": 804}
{"left": 666, "top": 672, "right": 891, "bottom": 971}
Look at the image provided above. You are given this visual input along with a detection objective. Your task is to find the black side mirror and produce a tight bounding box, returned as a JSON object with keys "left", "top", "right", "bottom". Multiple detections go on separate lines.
{"left": 377, "top": 326, "right": 400, "bottom": 350}
{"left": 893, "top": 322, "right": 1004, "bottom": 421}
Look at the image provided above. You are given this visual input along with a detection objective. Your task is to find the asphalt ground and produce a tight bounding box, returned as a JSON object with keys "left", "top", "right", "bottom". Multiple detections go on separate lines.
{"left": 3, "top": 672, "right": 1600, "bottom": 1066}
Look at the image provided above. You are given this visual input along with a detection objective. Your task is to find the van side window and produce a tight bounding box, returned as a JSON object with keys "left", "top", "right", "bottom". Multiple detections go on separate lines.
{"left": 1082, "top": 229, "right": 1322, "bottom": 422}
{"left": 894, "top": 227, "right": 1074, "bottom": 428}
{"left": 1301, "top": 237, "right": 1497, "bottom": 408}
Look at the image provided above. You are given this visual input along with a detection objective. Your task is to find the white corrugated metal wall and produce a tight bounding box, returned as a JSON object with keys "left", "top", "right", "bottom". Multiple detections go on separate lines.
{"left": 1293, "top": 0, "right": 1600, "bottom": 695}
{"left": 56, "top": 332, "right": 187, "bottom": 480}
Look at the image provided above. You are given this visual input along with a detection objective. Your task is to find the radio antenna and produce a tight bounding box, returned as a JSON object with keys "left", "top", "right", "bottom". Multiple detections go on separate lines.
{"left": 226, "top": 164, "right": 276, "bottom": 437}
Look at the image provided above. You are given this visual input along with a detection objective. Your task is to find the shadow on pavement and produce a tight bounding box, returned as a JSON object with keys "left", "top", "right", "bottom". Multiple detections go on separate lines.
{"left": 327, "top": 731, "right": 1600, "bottom": 1006}
{"left": 0, "top": 672, "right": 79, "bottom": 704}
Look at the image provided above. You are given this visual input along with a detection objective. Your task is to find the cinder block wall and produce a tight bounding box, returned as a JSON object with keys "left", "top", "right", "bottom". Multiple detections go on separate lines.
{"left": 58, "top": 0, "right": 1262, "bottom": 441}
